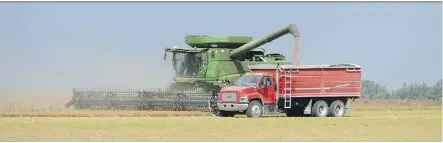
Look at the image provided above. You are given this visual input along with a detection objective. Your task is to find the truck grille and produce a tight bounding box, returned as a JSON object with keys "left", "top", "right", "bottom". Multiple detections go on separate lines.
{"left": 221, "top": 92, "right": 237, "bottom": 102}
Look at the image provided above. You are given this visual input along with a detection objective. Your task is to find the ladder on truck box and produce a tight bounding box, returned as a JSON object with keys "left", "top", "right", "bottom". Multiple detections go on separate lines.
{"left": 283, "top": 68, "right": 293, "bottom": 108}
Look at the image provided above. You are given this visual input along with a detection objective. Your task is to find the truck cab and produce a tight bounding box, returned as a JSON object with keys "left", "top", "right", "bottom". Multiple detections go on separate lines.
{"left": 216, "top": 73, "right": 277, "bottom": 117}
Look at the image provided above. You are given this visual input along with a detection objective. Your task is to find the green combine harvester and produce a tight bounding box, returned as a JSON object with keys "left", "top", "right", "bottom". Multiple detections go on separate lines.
{"left": 65, "top": 24, "right": 301, "bottom": 114}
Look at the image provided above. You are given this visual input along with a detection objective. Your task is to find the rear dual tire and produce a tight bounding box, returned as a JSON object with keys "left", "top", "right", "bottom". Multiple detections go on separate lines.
{"left": 312, "top": 100, "right": 329, "bottom": 117}
{"left": 311, "top": 99, "right": 346, "bottom": 117}
{"left": 328, "top": 100, "right": 346, "bottom": 117}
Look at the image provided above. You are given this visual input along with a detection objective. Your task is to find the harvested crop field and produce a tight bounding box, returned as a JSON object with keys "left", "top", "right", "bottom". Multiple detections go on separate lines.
{"left": 0, "top": 106, "right": 442, "bottom": 141}
{"left": 0, "top": 109, "right": 441, "bottom": 142}
{"left": 0, "top": 90, "right": 442, "bottom": 142}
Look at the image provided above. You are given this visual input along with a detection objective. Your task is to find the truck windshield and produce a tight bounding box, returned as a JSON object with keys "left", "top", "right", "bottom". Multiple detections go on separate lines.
{"left": 233, "top": 75, "right": 261, "bottom": 87}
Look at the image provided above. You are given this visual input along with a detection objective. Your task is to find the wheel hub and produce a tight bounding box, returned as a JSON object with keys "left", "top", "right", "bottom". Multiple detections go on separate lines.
{"left": 251, "top": 105, "right": 260, "bottom": 115}
{"left": 335, "top": 105, "right": 343, "bottom": 115}
{"left": 319, "top": 105, "right": 325, "bottom": 114}
{"left": 335, "top": 106, "right": 340, "bottom": 113}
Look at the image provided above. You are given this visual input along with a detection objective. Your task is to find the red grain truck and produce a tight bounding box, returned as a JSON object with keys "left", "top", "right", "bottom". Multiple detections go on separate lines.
{"left": 215, "top": 63, "right": 362, "bottom": 118}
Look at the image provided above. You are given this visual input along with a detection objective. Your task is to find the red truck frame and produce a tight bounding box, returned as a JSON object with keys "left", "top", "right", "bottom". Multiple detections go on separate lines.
{"left": 215, "top": 63, "right": 362, "bottom": 118}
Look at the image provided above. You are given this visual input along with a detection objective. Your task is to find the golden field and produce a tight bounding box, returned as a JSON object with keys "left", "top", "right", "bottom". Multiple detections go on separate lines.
{"left": 0, "top": 90, "right": 442, "bottom": 142}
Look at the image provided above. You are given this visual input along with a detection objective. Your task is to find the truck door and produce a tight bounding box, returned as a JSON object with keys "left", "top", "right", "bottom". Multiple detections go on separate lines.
{"left": 259, "top": 76, "right": 276, "bottom": 104}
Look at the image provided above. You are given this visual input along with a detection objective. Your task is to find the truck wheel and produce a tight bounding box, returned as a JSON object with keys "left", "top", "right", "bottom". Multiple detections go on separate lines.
{"left": 219, "top": 111, "right": 235, "bottom": 117}
{"left": 246, "top": 100, "right": 263, "bottom": 118}
{"left": 285, "top": 107, "right": 304, "bottom": 117}
{"left": 328, "top": 100, "right": 345, "bottom": 117}
{"left": 312, "top": 100, "right": 328, "bottom": 117}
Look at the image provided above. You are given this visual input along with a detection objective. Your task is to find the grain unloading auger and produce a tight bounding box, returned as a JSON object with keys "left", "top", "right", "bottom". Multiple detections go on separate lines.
{"left": 65, "top": 24, "right": 300, "bottom": 112}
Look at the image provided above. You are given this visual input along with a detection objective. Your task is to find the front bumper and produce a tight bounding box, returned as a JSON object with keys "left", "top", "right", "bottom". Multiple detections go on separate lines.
{"left": 217, "top": 103, "right": 248, "bottom": 112}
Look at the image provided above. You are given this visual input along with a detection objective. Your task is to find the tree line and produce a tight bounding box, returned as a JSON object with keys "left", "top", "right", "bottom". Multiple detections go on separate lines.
{"left": 362, "top": 79, "right": 442, "bottom": 101}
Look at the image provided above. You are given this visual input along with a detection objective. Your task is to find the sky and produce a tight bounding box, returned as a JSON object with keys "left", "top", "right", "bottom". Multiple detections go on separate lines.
{"left": 0, "top": 2, "right": 441, "bottom": 91}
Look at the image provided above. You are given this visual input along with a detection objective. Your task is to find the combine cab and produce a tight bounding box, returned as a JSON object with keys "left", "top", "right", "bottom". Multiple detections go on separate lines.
{"left": 65, "top": 24, "right": 301, "bottom": 112}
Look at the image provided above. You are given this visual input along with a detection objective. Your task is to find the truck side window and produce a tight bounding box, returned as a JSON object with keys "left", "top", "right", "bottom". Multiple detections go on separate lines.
{"left": 260, "top": 78, "right": 266, "bottom": 87}
{"left": 265, "top": 77, "right": 272, "bottom": 87}
{"left": 261, "top": 77, "right": 272, "bottom": 87}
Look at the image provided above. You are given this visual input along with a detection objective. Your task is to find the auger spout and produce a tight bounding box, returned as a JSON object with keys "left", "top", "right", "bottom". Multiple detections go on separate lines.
{"left": 229, "top": 24, "right": 300, "bottom": 58}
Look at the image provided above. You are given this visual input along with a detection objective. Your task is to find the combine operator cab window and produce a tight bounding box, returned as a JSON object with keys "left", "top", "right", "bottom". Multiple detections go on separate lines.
{"left": 172, "top": 52, "right": 202, "bottom": 77}
{"left": 260, "top": 77, "right": 272, "bottom": 88}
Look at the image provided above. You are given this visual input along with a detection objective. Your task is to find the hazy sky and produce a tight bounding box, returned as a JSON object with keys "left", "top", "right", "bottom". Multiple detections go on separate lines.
{"left": 0, "top": 2, "right": 441, "bottom": 91}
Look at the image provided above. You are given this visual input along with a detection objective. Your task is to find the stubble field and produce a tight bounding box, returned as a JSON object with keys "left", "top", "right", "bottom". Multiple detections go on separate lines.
{"left": 0, "top": 90, "right": 442, "bottom": 142}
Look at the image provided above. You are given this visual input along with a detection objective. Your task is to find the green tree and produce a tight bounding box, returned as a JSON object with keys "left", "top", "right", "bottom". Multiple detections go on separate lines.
{"left": 391, "top": 80, "right": 442, "bottom": 101}
{"left": 361, "top": 80, "right": 391, "bottom": 99}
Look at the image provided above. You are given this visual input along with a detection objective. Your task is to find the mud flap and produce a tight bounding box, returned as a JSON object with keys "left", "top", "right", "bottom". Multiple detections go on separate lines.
{"left": 303, "top": 99, "right": 312, "bottom": 115}
{"left": 345, "top": 98, "right": 351, "bottom": 113}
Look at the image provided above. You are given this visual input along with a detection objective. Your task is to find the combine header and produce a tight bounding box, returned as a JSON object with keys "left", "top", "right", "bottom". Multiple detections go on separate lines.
{"left": 65, "top": 88, "right": 214, "bottom": 111}
{"left": 65, "top": 24, "right": 301, "bottom": 112}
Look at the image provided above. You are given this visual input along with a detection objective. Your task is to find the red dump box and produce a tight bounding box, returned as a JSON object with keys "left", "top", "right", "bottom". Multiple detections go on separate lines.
{"left": 250, "top": 63, "right": 362, "bottom": 98}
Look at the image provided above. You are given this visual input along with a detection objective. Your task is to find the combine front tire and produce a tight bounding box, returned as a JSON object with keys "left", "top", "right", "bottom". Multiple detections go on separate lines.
{"left": 219, "top": 111, "right": 235, "bottom": 117}
{"left": 312, "top": 100, "right": 328, "bottom": 117}
{"left": 246, "top": 100, "right": 263, "bottom": 118}
{"left": 328, "top": 100, "right": 345, "bottom": 117}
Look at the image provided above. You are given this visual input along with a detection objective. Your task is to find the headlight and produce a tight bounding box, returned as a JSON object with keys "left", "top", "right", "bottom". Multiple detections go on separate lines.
{"left": 239, "top": 96, "right": 248, "bottom": 103}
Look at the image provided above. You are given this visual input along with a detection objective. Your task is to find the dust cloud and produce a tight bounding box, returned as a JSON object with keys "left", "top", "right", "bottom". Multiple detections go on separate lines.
{"left": 0, "top": 43, "right": 176, "bottom": 111}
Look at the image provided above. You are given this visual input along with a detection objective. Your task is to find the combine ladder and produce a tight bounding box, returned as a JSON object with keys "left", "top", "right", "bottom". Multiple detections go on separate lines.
{"left": 283, "top": 68, "right": 292, "bottom": 108}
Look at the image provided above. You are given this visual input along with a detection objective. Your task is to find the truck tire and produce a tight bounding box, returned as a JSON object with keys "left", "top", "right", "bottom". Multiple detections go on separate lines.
{"left": 285, "top": 107, "right": 304, "bottom": 117}
{"left": 219, "top": 111, "right": 235, "bottom": 117}
{"left": 328, "top": 100, "right": 345, "bottom": 117}
{"left": 312, "top": 100, "right": 328, "bottom": 117}
{"left": 246, "top": 100, "right": 263, "bottom": 118}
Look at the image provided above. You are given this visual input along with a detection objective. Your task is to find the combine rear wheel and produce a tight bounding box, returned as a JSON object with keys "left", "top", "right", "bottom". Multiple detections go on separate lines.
{"left": 246, "top": 100, "right": 263, "bottom": 118}
{"left": 312, "top": 100, "right": 328, "bottom": 117}
{"left": 328, "top": 100, "right": 345, "bottom": 117}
